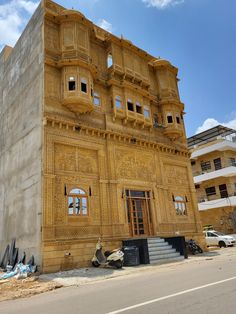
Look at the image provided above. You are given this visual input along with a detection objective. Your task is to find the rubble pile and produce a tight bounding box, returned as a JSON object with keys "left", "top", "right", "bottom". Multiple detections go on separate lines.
{"left": 0, "top": 239, "right": 36, "bottom": 280}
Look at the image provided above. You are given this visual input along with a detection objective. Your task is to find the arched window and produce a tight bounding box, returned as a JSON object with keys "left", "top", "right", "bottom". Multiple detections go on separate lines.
{"left": 174, "top": 196, "right": 187, "bottom": 216}
{"left": 107, "top": 53, "right": 113, "bottom": 68}
{"left": 67, "top": 188, "right": 88, "bottom": 216}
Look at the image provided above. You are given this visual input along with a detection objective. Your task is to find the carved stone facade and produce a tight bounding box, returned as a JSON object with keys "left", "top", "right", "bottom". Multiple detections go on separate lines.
{"left": 0, "top": 0, "right": 204, "bottom": 273}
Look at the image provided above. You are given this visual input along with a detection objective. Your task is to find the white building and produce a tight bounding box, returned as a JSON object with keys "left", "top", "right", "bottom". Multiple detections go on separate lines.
{"left": 188, "top": 125, "right": 236, "bottom": 233}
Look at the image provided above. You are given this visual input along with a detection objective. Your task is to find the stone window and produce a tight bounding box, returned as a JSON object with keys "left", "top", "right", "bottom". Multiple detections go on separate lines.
{"left": 167, "top": 114, "right": 173, "bottom": 123}
{"left": 68, "top": 76, "right": 76, "bottom": 91}
{"left": 115, "top": 95, "right": 122, "bottom": 109}
{"left": 68, "top": 188, "right": 88, "bottom": 216}
{"left": 144, "top": 106, "right": 150, "bottom": 118}
{"left": 174, "top": 196, "right": 187, "bottom": 216}
{"left": 176, "top": 114, "right": 180, "bottom": 124}
{"left": 93, "top": 92, "right": 101, "bottom": 106}
{"left": 80, "top": 78, "right": 87, "bottom": 93}
{"left": 107, "top": 53, "right": 113, "bottom": 68}
{"left": 127, "top": 99, "right": 134, "bottom": 111}
{"left": 136, "top": 102, "right": 142, "bottom": 114}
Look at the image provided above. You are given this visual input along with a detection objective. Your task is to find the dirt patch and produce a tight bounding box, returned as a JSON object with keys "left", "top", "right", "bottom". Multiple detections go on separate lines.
{"left": 0, "top": 274, "right": 62, "bottom": 302}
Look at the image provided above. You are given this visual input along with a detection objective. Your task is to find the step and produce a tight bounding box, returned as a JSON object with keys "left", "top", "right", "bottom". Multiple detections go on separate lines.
{"left": 149, "top": 252, "right": 181, "bottom": 260}
{"left": 148, "top": 242, "right": 170, "bottom": 248}
{"left": 148, "top": 245, "right": 173, "bottom": 252}
{"left": 147, "top": 238, "right": 165, "bottom": 244}
{"left": 149, "top": 255, "right": 185, "bottom": 264}
{"left": 148, "top": 248, "right": 176, "bottom": 256}
{"left": 148, "top": 243, "right": 172, "bottom": 249}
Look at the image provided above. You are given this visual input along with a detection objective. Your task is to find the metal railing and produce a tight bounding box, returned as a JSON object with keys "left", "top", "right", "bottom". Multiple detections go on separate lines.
{"left": 198, "top": 190, "right": 236, "bottom": 203}
{"left": 193, "top": 162, "right": 236, "bottom": 177}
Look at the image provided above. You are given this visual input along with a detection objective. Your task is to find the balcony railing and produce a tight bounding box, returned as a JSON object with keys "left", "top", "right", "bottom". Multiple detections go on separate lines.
{"left": 193, "top": 162, "right": 236, "bottom": 177}
{"left": 198, "top": 190, "right": 236, "bottom": 203}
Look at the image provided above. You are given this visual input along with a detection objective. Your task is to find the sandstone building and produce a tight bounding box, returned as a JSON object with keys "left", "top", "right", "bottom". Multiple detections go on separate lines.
{"left": 0, "top": 0, "right": 203, "bottom": 272}
{"left": 188, "top": 125, "right": 236, "bottom": 234}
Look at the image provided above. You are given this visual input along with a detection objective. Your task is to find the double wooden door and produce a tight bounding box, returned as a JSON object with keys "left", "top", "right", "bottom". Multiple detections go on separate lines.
{"left": 127, "top": 196, "right": 152, "bottom": 237}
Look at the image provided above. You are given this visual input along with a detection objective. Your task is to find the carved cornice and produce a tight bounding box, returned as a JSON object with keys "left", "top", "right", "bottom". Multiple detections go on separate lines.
{"left": 44, "top": 115, "right": 189, "bottom": 157}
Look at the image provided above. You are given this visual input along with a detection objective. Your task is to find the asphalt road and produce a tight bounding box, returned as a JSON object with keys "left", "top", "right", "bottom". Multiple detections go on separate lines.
{"left": 1, "top": 249, "right": 236, "bottom": 314}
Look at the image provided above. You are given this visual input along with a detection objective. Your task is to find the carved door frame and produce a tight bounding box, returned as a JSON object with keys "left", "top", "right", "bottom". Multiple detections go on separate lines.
{"left": 125, "top": 190, "right": 153, "bottom": 237}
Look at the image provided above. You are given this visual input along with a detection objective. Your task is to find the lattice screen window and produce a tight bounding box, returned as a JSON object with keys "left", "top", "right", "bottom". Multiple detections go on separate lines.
{"left": 68, "top": 188, "right": 88, "bottom": 216}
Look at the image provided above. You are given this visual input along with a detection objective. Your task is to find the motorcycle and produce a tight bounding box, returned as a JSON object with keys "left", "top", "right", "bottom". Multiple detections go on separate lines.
{"left": 91, "top": 239, "right": 124, "bottom": 269}
{"left": 186, "top": 239, "right": 203, "bottom": 255}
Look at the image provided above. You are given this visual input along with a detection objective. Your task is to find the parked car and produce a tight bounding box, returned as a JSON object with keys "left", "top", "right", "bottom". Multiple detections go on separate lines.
{"left": 204, "top": 230, "right": 236, "bottom": 248}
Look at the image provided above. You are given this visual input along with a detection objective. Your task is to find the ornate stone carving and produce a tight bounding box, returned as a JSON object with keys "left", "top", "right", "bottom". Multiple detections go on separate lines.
{"left": 116, "top": 149, "right": 155, "bottom": 181}
{"left": 164, "top": 164, "right": 188, "bottom": 186}
{"left": 54, "top": 143, "right": 76, "bottom": 172}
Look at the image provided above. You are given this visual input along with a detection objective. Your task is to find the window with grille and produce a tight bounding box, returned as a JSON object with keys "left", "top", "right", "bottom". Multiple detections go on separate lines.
{"left": 229, "top": 157, "right": 236, "bottom": 167}
{"left": 174, "top": 196, "right": 187, "bottom": 216}
{"left": 201, "top": 161, "right": 211, "bottom": 172}
{"left": 214, "top": 158, "right": 222, "bottom": 170}
{"left": 67, "top": 188, "right": 88, "bottom": 216}
{"left": 205, "top": 186, "right": 216, "bottom": 197}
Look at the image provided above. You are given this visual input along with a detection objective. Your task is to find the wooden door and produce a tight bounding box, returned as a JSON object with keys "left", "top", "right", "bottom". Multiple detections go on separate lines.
{"left": 127, "top": 197, "right": 152, "bottom": 236}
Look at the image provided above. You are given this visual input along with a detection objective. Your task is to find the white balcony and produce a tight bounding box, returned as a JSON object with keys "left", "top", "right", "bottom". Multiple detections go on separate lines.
{"left": 198, "top": 196, "right": 236, "bottom": 211}
{"left": 191, "top": 140, "right": 236, "bottom": 159}
{"left": 194, "top": 166, "right": 236, "bottom": 184}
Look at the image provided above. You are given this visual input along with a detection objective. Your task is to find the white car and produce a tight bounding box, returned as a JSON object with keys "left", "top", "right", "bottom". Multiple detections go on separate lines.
{"left": 204, "top": 230, "right": 236, "bottom": 248}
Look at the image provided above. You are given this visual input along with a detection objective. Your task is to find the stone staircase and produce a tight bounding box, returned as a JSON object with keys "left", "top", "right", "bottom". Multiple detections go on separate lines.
{"left": 147, "top": 237, "right": 185, "bottom": 264}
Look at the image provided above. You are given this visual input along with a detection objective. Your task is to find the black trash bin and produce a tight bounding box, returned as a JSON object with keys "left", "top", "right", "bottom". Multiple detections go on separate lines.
{"left": 123, "top": 246, "right": 140, "bottom": 266}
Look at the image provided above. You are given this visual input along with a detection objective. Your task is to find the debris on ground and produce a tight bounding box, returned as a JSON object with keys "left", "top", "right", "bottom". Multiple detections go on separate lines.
{"left": 0, "top": 274, "right": 62, "bottom": 302}
{"left": 0, "top": 239, "right": 37, "bottom": 281}
{"left": 0, "top": 238, "right": 62, "bottom": 302}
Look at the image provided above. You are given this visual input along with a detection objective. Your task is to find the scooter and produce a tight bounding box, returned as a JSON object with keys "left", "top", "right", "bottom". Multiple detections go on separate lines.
{"left": 186, "top": 239, "right": 203, "bottom": 255}
{"left": 91, "top": 239, "right": 124, "bottom": 269}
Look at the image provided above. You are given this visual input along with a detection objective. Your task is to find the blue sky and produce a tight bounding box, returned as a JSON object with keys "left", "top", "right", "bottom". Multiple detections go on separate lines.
{"left": 0, "top": 0, "right": 236, "bottom": 136}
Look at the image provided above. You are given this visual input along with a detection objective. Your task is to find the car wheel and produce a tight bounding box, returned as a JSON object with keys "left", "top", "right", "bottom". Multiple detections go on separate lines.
{"left": 219, "top": 241, "right": 226, "bottom": 248}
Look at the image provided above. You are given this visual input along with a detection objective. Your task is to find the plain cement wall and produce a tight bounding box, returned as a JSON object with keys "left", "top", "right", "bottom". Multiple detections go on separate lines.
{"left": 0, "top": 3, "right": 44, "bottom": 266}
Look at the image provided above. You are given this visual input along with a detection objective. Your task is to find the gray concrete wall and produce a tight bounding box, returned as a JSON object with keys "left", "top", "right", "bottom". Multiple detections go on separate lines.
{"left": 0, "top": 3, "right": 44, "bottom": 267}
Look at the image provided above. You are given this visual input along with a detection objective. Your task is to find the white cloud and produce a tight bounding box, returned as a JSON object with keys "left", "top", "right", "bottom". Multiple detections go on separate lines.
{"left": 0, "top": 0, "right": 38, "bottom": 49}
{"left": 142, "top": 0, "right": 184, "bottom": 9}
{"left": 196, "top": 117, "right": 236, "bottom": 134}
{"left": 97, "top": 19, "right": 113, "bottom": 33}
